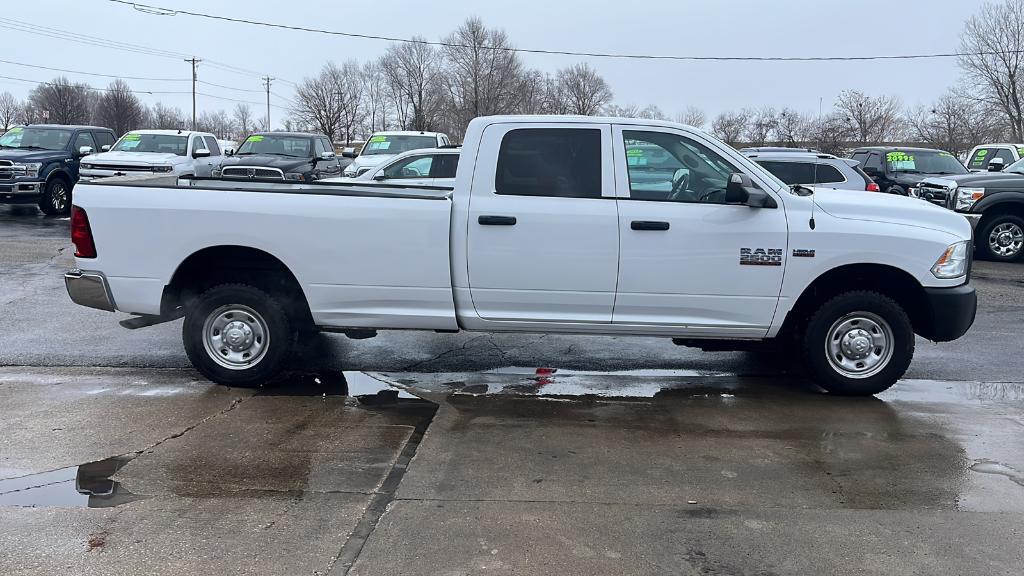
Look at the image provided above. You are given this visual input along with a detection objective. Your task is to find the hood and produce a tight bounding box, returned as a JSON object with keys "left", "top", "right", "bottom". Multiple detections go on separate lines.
{"left": 348, "top": 154, "right": 394, "bottom": 172}
{"left": 890, "top": 172, "right": 966, "bottom": 186}
{"left": 85, "top": 151, "right": 187, "bottom": 165}
{"left": 221, "top": 154, "right": 313, "bottom": 171}
{"left": 0, "top": 148, "right": 67, "bottom": 162}
{"left": 813, "top": 188, "right": 971, "bottom": 239}
{"left": 922, "top": 171, "right": 1024, "bottom": 190}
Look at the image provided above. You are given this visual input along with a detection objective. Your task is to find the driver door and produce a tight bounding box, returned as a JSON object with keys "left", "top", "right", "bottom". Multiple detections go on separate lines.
{"left": 612, "top": 125, "right": 787, "bottom": 336}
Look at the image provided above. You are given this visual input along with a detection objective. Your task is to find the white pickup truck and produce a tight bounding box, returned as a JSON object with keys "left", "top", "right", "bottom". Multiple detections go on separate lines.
{"left": 65, "top": 115, "right": 977, "bottom": 396}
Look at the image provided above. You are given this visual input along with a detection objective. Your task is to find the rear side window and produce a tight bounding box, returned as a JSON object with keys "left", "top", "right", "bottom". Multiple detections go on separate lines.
{"left": 756, "top": 161, "right": 845, "bottom": 185}
{"left": 851, "top": 165, "right": 873, "bottom": 186}
{"left": 850, "top": 152, "right": 868, "bottom": 166}
{"left": 93, "top": 131, "right": 115, "bottom": 149}
{"left": 431, "top": 154, "right": 459, "bottom": 178}
{"left": 863, "top": 153, "right": 883, "bottom": 172}
{"left": 495, "top": 128, "right": 602, "bottom": 198}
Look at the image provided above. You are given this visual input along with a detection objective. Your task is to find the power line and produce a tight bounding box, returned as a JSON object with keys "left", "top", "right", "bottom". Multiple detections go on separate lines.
{"left": 0, "top": 57, "right": 187, "bottom": 82}
{"left": 108, "top": 0, "right": 1007, "bottom": 62}
{"left": 197, "top": 79, "right": 263, "bottom": 93}
{"left": 0, "top": 73, "right": 190, "bottom": 94}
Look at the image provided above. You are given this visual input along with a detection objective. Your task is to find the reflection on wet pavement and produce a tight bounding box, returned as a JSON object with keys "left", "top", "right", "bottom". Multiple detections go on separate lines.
{"left": 0, "top": 456, "right": 143, "bottom": 508}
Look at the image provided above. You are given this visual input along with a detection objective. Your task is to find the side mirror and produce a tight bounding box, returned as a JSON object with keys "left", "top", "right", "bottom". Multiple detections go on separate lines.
{"left": 342, "top": 149, "right": 357, "bottom": 159}
{"left": 372, "top": 174, "right": 387, "bottom": 181}
{"left": 319, "top": 151, "right": 336, "bottom": 160}
{"left": 78, "top": 146, "right": 93, "bottom": 156}
{"left": 193, "top": 148, "right": 211, "bottom": 158}
{"left": 987, "top": 158, "right": 1006, "bottom": 172}
{"left": 225, "top": 149, "right": 235, "bottom": 156}
{"left": 100, "top": 145, "right": 111, "bottom": 152}
{"left": 726, "top": 172, "right": 775, "bottom": 208}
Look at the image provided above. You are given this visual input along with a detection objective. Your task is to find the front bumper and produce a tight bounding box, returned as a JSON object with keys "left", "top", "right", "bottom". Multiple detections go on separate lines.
{"left": 0, "top": 181, "right": 41, "bottom": 203}
{"left": 65, "top": 269, "right": 116, "bottom": 312}
{"left": 917, "top": 284, "right": 977, "bottom": 342}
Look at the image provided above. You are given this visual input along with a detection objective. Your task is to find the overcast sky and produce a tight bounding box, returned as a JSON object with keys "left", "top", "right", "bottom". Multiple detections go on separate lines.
{"left": 4, "top": 0, "right": 982, "bottom": 127}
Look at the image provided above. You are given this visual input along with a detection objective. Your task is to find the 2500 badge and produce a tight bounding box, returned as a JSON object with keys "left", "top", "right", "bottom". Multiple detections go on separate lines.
{"left": 739, "top": 247, "right": 783, "bottom": 266}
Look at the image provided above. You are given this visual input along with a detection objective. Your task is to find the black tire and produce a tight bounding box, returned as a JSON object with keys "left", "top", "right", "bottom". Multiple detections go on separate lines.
{"left": 38, "top": 177, "right": 71, "bottom": 216}
{"left": 801, "top": 291, "right": 914, "bottom": 396}
{"left": 884, "top": 185, "right": 905, "bottom": 196}
{"left": 976, "top": 214, "right": 1024, "bottom": 262}
{"left": 182, "top": 283, "right": 293, "bottom": 387}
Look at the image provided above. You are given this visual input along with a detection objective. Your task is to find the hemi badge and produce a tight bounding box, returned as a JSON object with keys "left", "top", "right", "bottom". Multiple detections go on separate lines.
{"left": 793, "top": 249, "right": 816, "bottom": 258}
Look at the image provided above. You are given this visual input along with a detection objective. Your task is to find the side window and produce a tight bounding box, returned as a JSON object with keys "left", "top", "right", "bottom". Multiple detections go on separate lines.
{"left": 314, "top": 138, "right": 327, "bottom": 156}
{"left": 811, "top": 164, "right": 845, "bottom": 184}
{"left": 431, "top": 154, "right": 459, "bottom": 178}
{"left": 495, "top": 128, "right": 602, "bottom": 198}
{"left": 320, "top": 138, "right": 335, "bottom": 156}
{"left": 203, "top": 136, "right": 221, "bottom": 156}
{"left": 74, "top": 132, "right": 96, "bottom": 152}
{"left": 864, "top": 153, "right": 883, "bottom": 172}
{"left": 93, "top": 131, "right": 115, "bottom": 150}
{"left": 622, "top": 130, "right": 738, "bottom": 203}
{"left": 384, "top": 155, "right": 433, "bottom": 179}
{"left": 190, "top": 136, "right": 205, "bottom": 154}
{"left": 993, "top": 148, "right": 1014, "bottom": 166}
{"left": 756, "top": 161, "right": 807, "bottom": 185}
{"left": 968, "top": 148, "right": 991, "bottom": 169}
{"left": 850, "top": 152, "right": 868, "bottom": 166}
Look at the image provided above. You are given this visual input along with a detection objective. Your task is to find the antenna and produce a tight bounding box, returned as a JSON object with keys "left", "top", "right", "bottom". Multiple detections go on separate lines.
{"left": 809, "top": 96, "right": 822, "bottom": 231}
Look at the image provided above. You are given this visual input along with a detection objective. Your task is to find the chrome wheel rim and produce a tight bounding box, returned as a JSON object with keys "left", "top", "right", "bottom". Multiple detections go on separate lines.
{"left": 201, "top": 304, "right": 269, "bottom": 370}
{"left": 51, "top": 182, "right": 67, "bottom": 212}
{"left": 989, "top": 222, "right": 1023, "bottom": 258}
{"left": 826, "top": 312, "right": 894, "bottom": 379}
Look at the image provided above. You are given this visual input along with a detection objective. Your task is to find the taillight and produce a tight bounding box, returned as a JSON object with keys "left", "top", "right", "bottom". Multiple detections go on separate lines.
{"left": 71, "top": 205, "right": 97, "bottom": 258}
{"left": 866, "top": 182, "right": 880, "bottom": 192}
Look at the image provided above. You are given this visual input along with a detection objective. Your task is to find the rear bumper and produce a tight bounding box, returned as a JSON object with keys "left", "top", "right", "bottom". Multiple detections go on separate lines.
{"left": 0, "top": 181, "right": 41, "bottom": 203}
{"left": 917, "top": 284, "right": 977, "bottom": 342}
{"left": 65, "top": 269, "right": 116, "bottom": 312}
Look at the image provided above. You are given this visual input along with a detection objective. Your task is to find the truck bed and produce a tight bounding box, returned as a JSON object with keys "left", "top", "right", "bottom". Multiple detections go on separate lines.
{"left": 74, "top": 177, "right": 459, "bottom": 331}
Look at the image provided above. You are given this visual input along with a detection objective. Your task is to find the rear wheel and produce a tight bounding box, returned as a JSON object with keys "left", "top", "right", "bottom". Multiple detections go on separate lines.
{"left": 801, "top": 291, "right": 913, "bottom": 395}
{"left": 182, "top": 283, "right": 293, "bottom": 387}
{"left": 977, "top": 214, "right": 1024, "bottom": 262}
{"left": 38, "top": 177, "right": 71, "bottom": 216}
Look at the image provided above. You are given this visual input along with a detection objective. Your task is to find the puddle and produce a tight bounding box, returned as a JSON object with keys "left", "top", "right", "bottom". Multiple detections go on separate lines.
{"left": 259, "top": 370, "right": 420, "bottom": 403}
{"left": 484, "top": 367, "right": 730, "bottom": 378}
{"left": 970, "top": 459, "right": 1024, "bottom": 487}
{"left": 0, "top": 456, "right": 144, "bottom": 508}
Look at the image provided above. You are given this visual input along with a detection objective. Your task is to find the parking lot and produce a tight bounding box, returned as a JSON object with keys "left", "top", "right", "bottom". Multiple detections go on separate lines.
{"left": 1, "top": 206, "right": 1023, "bottom": 575}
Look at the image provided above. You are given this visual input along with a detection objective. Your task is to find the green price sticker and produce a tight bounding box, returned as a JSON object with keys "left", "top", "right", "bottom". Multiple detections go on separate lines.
{"left": 7, "top": 127, "right": 22, "bottom": 133}
{"left": 122, "top": 133, "right": 141, "bottom": 140}
{"left": 977, "top": 149, "right": 988, "bottom": 156}
{"left": 938, "top": 152, "right": 953, "bottom": 157}
{"left": 626, "top": 148, "right": 644, "bottom": 157}
{"left": 369, "top": 135, "right": 387, "bottom": 143}
{"left": 248, "top": 135, "right": 265, "bottom": 142}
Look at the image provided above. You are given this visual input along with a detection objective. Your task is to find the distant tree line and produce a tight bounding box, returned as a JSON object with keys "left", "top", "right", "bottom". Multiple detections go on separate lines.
{"left": 4, "top": 0, "right": 1024, "bottom": 157}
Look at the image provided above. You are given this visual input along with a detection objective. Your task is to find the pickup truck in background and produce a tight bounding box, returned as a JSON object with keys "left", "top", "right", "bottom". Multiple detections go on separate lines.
{"left": 965, "top": 143, "right": 1024, "bottom": 173}
{"left": 80, "top": 130, "right": 223, "bottom": 181}
{"left": 342, "top": 131, "right": 451, "bottom": 178}
{"left": 0, "top": 124, "right": 116, "bottom": 215}
{"left": 213, "top": 132, "right": 342, "bottom": 181}
{"left": 850, "top": 146, "right": 969, "bottom": 205}
{"left": 65, "top": 115, "right": 977, "bottom": 396}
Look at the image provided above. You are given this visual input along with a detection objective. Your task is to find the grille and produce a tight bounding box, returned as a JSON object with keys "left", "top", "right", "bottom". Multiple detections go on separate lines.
{"left": 221, "top": 166, "right": 285, "bottom": 179}
{"left": 0, "top": 161, "right": 23, "bottom": 181}
{"left": 87, "top": 164, "right": 156, "bottom": 172}
{"left": 917, "top": 182, "right": 950, "bottom": 207}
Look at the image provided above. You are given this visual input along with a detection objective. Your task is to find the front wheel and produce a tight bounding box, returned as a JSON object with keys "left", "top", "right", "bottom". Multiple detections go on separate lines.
{"left": 801, "top": 291, "right": 914, "bottom": 395}
{"left": 182, "top": 283, "right": 293, "bottom": 387}
{"left": 38, "top": 178, "right": 71, "bottom": 216}
{"left": 977, "top": 214, "right": 1024, "bottom": 262}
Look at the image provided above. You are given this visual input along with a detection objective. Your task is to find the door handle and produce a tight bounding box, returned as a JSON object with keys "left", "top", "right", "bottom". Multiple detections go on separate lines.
{"left": 631, "top": 220, "right": 670, "bottom": 231}
{"left": 478, "top": 215, "right": 517, "bottom": 226}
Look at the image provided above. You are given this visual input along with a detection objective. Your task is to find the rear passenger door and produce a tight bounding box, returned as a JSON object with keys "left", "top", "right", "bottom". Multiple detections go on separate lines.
{"left": 466, "top": 123, "right": 619, "bottom": 323}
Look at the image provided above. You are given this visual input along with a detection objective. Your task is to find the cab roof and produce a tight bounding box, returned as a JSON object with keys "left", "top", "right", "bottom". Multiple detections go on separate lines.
{"left": 24, "top": 124, "right": 112, "bottom": 131}
{"left": 125, "top": 129, "right": 213, "bottom": 137}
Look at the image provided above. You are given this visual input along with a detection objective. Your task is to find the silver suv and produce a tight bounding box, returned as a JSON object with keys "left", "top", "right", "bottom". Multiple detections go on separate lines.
{"left": 742, "top": 149, "right": 879, "bottom": 192}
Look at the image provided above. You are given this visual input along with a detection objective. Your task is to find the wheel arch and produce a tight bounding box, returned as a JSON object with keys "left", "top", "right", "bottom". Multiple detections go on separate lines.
{"left": 780, "top": 263, "right": 929, "bottom": 339}
{"left": 162, "top": 245, "right": 314, "bottom": 330}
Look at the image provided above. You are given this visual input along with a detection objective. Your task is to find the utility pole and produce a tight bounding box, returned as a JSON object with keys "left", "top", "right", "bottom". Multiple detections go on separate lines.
{"left": 184, "top": 57, "right": 201, "bottom": 130}
{"left": 262, "top": 76, "right": 274, "bottom": 130}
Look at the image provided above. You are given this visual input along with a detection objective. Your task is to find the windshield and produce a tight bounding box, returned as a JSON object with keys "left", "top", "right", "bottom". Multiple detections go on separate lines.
{"left": 1005, "top": 157, "right": 1024, "bottom": 174}
{"left": 111, "top": 133, "right": 189, "bottom": 155}
{"left": 0, "top": 127, "right": 73, "bottom": 150}
{"left": 236, "top": 135, "right": 312, "bottom": 157}
{"left": 361, "top": 134, "right": 437, "bottom": 156}
{"left": 885, "top": 150, "right": 967, "bottom": 175}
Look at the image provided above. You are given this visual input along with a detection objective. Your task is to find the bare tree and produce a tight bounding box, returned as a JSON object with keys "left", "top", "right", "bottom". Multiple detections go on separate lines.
{"left": 553, "top": 63, "right": 612, "bottom": 116}
{"left": 380, "top": 40, "right": 444, "bottom": 132}
{"left": 835, "top": 90, "right": 904, "bottom": 145}
{"left": 604, "top": 103, "right": 642, "bottom": 118}
{"left": 442, "top": 18, "right": 527, "bottom": 136}
{"left": 0, "top": 92, "right": 20, "bottom": 130}
{"left": 774, "top": 108, "right": 812, "bottom": 147}
{"left": 196, "top": 109, "right": 235, "bottom": 139}
{"left": 148, "top": 101, "right": 188, "bottom": 130}
{"left": 907, "top": 90, "right": 997, "bottom": 157}
{"left": 959, "top": 0, "right": 1024, "bottom": 140}
{"left": 361, "top": 60, "right": 393, "bottom": 134}
{"left": 676, "top": 106, "right": 706, "bottom": 129}
{"left": 93, "top": 79, "right": 145, "bottom": 136}
{"left": 807, "top": 112, "right": 854, "bottom": 156}
{"left": 711, "top": 109, "right": 751, "bottom": 147}
{"left": 233, "top": 103, "right": 253, "bottom": 139}
{"left": 745, "top": 106, "right": 778, "bottom": 147}
{"left": 19, "top": 102, "right": 43, "bottom": 125}
{"left": 336, "top": 60, "right": 365, "bottom": 144}
{"left": 292, "top": 62, "right": 346, "bottom": 142}
{"left": 29, "top": 77, "right": 93, "bottom": 124}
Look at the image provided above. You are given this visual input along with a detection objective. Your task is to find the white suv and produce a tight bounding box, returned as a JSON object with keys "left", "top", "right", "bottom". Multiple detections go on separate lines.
{"left": 342, "top": 131, "right": 451, "bottom": 178}
{"left": 80, "top": 130, "right": 223, "bottom": 180}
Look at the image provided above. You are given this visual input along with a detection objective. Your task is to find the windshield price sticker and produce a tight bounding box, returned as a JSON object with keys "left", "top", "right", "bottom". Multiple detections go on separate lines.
{"left": 120, "top": 140, "right": 140, "bottom": 149}
{"left": 7, "top": 127, "right": 22, "bottom": 133}
{"left": 247, "top": 135, "right": 265, "bottom": 142}
{"left": 887, "top": 151, "right": 916, "bottom": 170}
{"left": 122, "top": 134, "right": 141, "bottom": 140}
{"left": 368, "top": 135, "right": 388, "bottom": 143}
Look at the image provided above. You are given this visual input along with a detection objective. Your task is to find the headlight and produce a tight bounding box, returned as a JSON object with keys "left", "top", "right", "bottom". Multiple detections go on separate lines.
{"left": 931, "top": 240, "right": 970, "bottom": 279}
{"left": 152, "top": 165, "right": 174, "bottom": 173}
{"left": 955, "top": 187, "right": 985, "bottom": 211}
{"left": 80, "top": 163, "right": 94, "bottom": 170}
{"left": 211, "top": 167, "right": 222, "bottom": 178}
{"left": 14, "top": 162, "right": 41, "bottom": 178}
{"left": 343, "top": 166, "right": 356, "bottom": 177}
{"left": 285, "top": 172, "right": 305, "bottom": 181}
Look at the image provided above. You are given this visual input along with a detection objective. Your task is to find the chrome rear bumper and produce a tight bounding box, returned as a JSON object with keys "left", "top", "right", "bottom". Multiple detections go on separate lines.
{"left": 65, "top": 269, "right": 116, "bottom": 312}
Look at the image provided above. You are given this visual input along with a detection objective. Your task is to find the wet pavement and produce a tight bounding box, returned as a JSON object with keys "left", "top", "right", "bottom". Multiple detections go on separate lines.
{"left": 2, "top": 206, "right": 1024, "bottom": 574}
